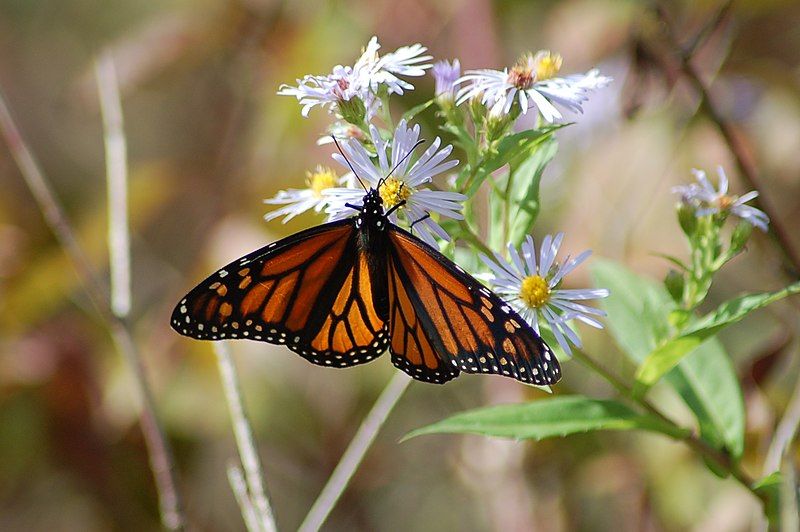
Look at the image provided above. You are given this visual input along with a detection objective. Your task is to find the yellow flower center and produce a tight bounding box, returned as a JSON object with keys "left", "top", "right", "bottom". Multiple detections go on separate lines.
{"left": 519, "top": 275, "right": 551, "bottom": 309}
{"left": 306, "top": 166, "right": 339, "bottom": 198}
{"left": 533, "top": 50, "right": 562, "bottom": 81}
{"left": 508, "top": 56, "right": 535, "bottom": 89}
{"left": 507, "top": 50, "right": 563, "bottom": 88}
{"left": 379, "top": 177, "right": 411, "bottom": 208}
{"left": 716, "top": 194, "right": 735, "bottom": 210}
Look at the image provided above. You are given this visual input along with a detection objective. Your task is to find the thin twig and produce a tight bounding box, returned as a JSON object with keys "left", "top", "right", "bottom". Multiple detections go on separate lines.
{"left": 227, "top": 463, "right": 263, "bottom": 532}
{"left": 681, "top": 0, "right": 734, "bottom": 57}
{"left": 299, "top": 372, "right": 412, "bottom": 532}
{"left": 95, "top": 52, "right": 131, "bottom": 317}
{"left": 214, "top": 342, "right": 277, "bottom": 532}
{"left": 652, "top": 4, "right": 800, "bottom": 274}
{"left": 110, "top": 321, "right": 186, "bottom": 529}
{"left": 0, "top": 84, "right": 185, "bottom": 529}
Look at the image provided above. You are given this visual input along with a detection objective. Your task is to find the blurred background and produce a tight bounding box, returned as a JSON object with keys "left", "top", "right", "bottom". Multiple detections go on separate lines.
{"left": 1, "top": 0, "right": 799, "bottom": 530}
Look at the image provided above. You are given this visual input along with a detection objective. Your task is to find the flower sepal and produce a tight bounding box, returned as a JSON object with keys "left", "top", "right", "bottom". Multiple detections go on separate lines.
{"left": 676, "top": 202, "right": 698, "bottom": 237}
{"left": 337, "top": 95, "right": 367, "bottom": 126}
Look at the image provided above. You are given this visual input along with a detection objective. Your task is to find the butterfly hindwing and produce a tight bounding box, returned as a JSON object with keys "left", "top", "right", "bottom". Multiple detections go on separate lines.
{"left": 171, "top": 219, "right": 390, "bottom": 367}
{"left": 387, "top": 227, "right": 560, "bottom": 386}
{"left": 387, "top": 254, "right": 460, "bottom": 384}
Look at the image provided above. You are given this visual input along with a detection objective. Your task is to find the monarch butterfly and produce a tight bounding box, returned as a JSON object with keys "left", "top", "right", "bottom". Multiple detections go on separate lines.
{"left": 171, "top": 159, "right": 560, "bottom": 385}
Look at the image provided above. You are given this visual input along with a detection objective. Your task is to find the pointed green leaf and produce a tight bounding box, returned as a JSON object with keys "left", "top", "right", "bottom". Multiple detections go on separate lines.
{"left": 401, "top": 99, "right": 434, "bottom": 122}
{"left": 667, "top": 338, "right": 745, "bottom": 462}
{"left": 458, "top": 125, "right": 564, "bottom": 197}
{"left": 402, "top": 396, "right": 688, "bottom": 442}
{"left": 591, "top": 259, "right": 745, "bottom": 459}
{"left": 590, "top": 259, "right": 671, "bottom": 360}
{"left": 634, "top": 281, "right": 800, "bottom": 394}
{"left": 506, "top": 138, "right": 558, "bottom": 246}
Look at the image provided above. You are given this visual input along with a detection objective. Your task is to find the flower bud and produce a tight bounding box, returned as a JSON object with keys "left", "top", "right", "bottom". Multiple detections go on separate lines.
{"left": 677, "top": 202, "right": 698, "bottom": 237}
{"left": 337, "top": 95, "right": 367, "bottom": 126}
{"left": 664, "top": 269, "right": 685, "bottom": 303}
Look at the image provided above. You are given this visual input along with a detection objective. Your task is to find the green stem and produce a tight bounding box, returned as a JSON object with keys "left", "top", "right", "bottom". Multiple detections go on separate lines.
{"left": 571, "top": 348, "right": 764, "bottom": 505}
{"left": 457, "top": 219, "right": 493, "bottom": 258}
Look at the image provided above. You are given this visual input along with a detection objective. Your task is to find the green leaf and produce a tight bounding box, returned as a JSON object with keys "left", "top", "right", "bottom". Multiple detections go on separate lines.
{"left": 634, "top": 281, "right": 800, "bottom": 394}
{"left": 591, "top": 259, "right": 745, "bottom": 459}
{"left": 651, "top": 252, "right": 689, "bottom": 272}
{"left": 753, "top": 471, "right": 782, "bottom": 527}
{"left": 403, "top": 396, "right": 688, "bottom": 442}
{"left": 401, "top": 99, "right": 434, "bottom": 122}
{"left": 458, "top": 125, "right": 564, "bottom": 197}
{"left": 590, "top": 259, "right": 671, "bottom": 360}
{"left": 506, "top": 138, "right": 558, "bottom": 247}
{"left": 666, "top": 338, "right": 745, "bottom": 462}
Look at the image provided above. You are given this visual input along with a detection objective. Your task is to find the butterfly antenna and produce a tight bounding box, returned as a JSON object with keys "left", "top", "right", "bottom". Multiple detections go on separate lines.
{"left": 332, "top": 135, "right": 368, "bottom": 192}
{"left": 378, "top": 138, "right": 426, "bottom": 189}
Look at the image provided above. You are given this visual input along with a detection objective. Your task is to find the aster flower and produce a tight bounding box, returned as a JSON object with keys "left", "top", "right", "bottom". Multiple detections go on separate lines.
{"left": 264, "top": 166, "right": 347, "bottom": 223}
{"left": 480, "top": 233, "right": 609, "bottom": 355}
{"left": 359, "top": 38, "right": 433, "bottom": 95}
{"left": 325, "top": 120, "right": 464, "bottom": 245}
{"left": 672, "top": 166, "right": 769, "bottom": 231}
{"left": 432, "top": 59, "right": 461, "bottom": 101}
{"left": 456, "top": 50, "right": 611, "bottom": 122}
{"left": 277, "top": 66, "right": 374, "bottom": 121}
{"left": 278, "top": 36, "right": 431, "bottom": 120}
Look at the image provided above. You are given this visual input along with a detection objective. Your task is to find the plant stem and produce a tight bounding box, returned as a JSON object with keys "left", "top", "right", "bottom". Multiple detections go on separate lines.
{"left": 299, "top": 372, "right": 411, "bottom": 532}
{"left": 0, "top": 82, "right": 186, "bottom": 530}
{"left": 571, "top": 348, "right": 764, "bottom": 504}
{"left": 227, "top": 463, "right": 263, "bottom": 532}
{"left": 214, "top": 343, "right": 277, "bottom": 532}
{"left": 95, "top": 52, "right": 131, "bottom": 318}
{"left": 457, "top": 219, "right": 494, "bottom": 258}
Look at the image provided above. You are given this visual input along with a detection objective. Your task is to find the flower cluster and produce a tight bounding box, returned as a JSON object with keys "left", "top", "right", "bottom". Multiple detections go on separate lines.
{"left": 267, "top": 37, "right": 613, "bottom": 359}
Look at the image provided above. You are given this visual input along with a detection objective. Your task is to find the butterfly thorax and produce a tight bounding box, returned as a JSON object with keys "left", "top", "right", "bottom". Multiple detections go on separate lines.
{"left": 354, "top": 188, "right": 390, "bottom": 275}
{"left": 355, "top": 188, "right": 388, "bottom": 232}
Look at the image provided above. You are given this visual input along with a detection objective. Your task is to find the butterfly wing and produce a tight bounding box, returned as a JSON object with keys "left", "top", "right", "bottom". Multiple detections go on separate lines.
{"left": 171, "top": 219, "right": 390, "bottom": 367}
{"left": 387, "top": 226, "right": 560, "bottom": 386}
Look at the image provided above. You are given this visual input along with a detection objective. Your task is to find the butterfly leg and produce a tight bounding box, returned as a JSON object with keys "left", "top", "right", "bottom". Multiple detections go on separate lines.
{"left": 345, "top": 202, "right": 363, "bottom": 212}
{"left": 409, "top": 213, "right": 431, "bottom": 234}
{"left": 385, "top": 200, "right": 407, "bottom": 218}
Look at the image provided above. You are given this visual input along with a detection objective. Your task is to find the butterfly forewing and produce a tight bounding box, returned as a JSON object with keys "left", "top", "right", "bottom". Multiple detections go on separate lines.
{"left": 386, "top": 227, "right": 561, "bottom": 386}
{"left": 171, "top": 219, "right": 390, "bottom": 367}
